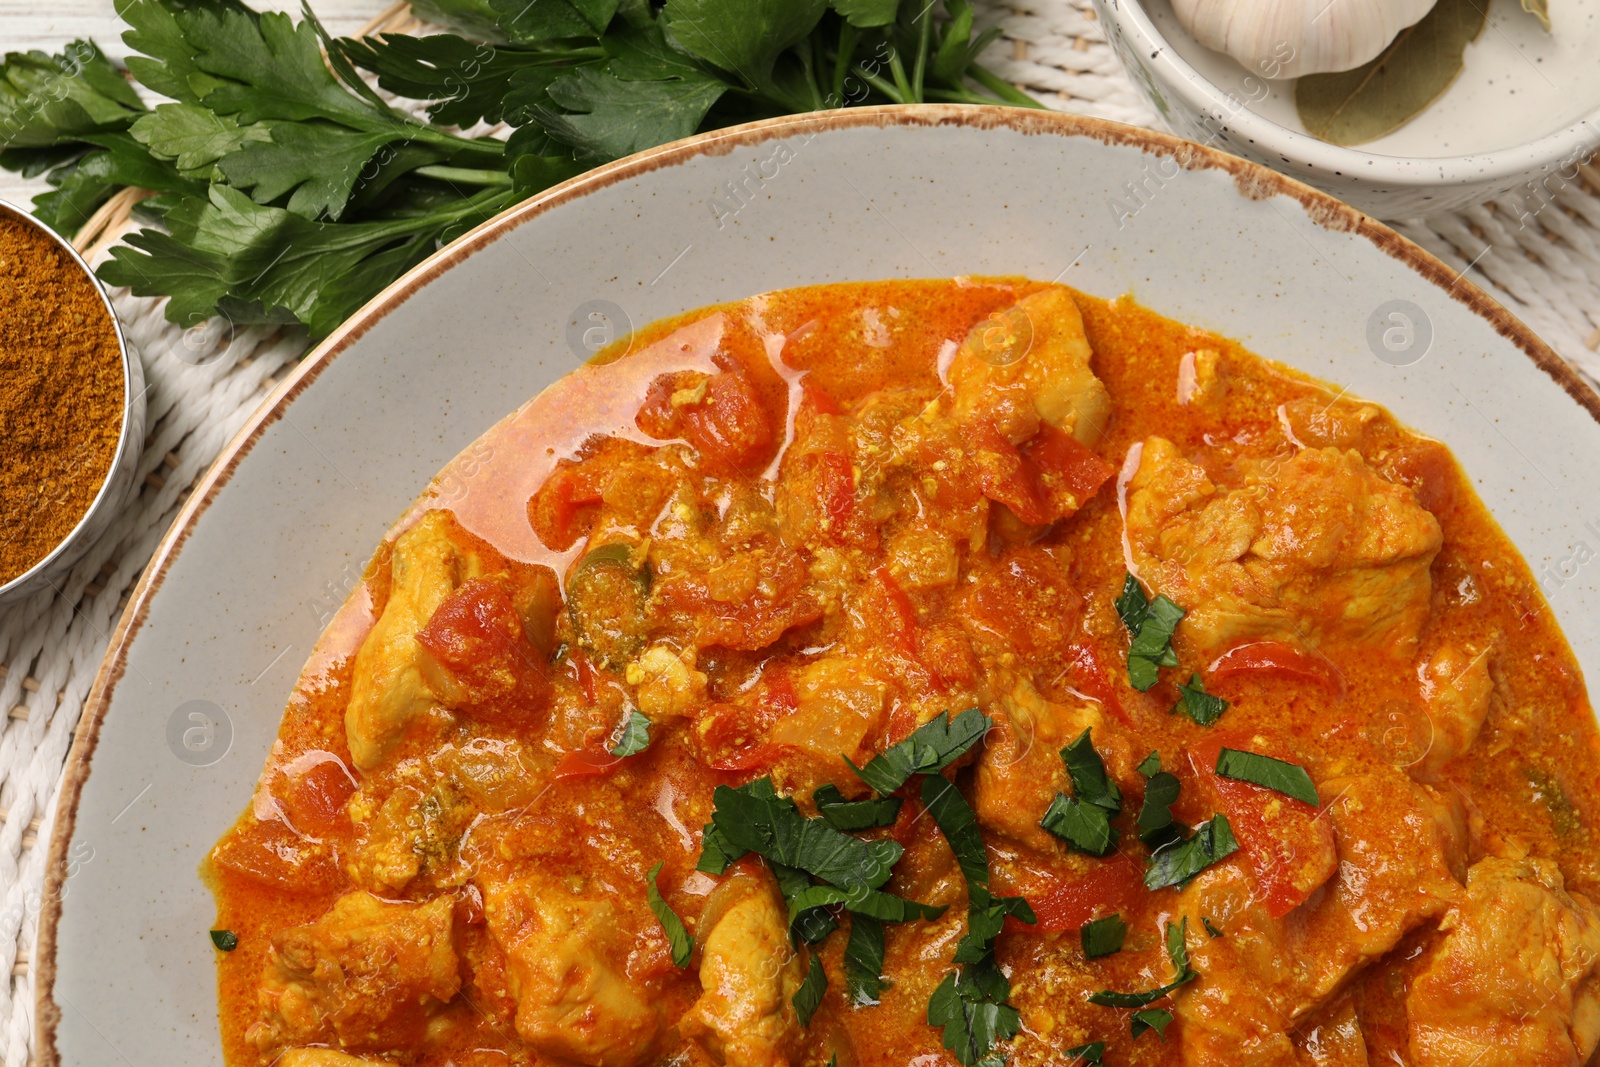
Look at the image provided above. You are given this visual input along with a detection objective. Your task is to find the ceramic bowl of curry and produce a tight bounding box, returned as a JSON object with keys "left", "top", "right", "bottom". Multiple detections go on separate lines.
{"left": 35, "top": 107, "right": 1600, "bottom": 1067}
{"left": 0, "top": 200, "right": 144, "bottom": 607}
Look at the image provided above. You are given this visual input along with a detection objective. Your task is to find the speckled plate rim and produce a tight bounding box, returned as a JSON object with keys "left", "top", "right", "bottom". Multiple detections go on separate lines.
{"left": 32, "top": 103, "right": 1600, "bottom": 1066}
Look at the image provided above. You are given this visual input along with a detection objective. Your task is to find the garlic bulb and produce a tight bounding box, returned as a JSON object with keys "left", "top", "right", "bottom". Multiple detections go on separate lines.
{"left": 1170, "top": 0, "right": 1441, "bottom": 79}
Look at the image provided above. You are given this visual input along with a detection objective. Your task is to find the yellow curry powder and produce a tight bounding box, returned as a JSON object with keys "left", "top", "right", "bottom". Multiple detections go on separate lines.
{"left": 0, "top": 209, "right": 125, "bottom": 585}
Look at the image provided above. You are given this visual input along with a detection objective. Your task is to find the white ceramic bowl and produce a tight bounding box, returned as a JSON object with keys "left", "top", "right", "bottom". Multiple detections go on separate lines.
{"left": 0, "top": 201, "right": 145, "bottom": 606}
{"left": 34, "top": 107, "right": 1600, "bottom": 1067}
{"left": 1094, "top": 0, "right": 1600, "bottom": 217}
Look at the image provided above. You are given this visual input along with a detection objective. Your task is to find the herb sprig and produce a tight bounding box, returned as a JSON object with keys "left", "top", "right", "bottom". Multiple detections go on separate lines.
{"left": 1, "top": 0, "right": 1042, "bottom": 339}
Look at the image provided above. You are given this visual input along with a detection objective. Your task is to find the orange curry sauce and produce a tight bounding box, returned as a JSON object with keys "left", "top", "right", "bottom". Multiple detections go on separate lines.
{"left": 208, "top": 279, "right": 1600, "bottom": 1067}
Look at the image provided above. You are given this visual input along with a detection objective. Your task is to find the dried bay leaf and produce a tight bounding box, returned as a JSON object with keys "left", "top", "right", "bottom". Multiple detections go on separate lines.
{"left": 1522, "top": 0, "right": 1551, "bottom": 31}
{"left": 1294, "top": 0, "right": 1488, "bottom": 147}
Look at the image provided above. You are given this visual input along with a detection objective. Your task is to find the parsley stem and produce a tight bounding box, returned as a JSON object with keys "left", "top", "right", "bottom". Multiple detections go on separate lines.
{"left": 912, "top": 8, "right": 933, "bottom": 103}
{"left": 833, "top": 23, "right": 859, "bottom": 103}
{"left": 887, "top": 45, "right": 915, "bottom": 103}
{"left": 967, "top": 64, "right": 1047, "bottom": 108}
{"left": 853, "top": 64, "right": 904, "bottom": 104}
{"left": 414, "top": 165, "right": 514, "bottom": 187}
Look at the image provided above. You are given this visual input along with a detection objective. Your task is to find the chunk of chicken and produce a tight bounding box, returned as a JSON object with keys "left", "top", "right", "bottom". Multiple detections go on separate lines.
{"left": 249, "top": 891, "right": 459, "bottom": 1056}
{"left": 680, "top": 871, "right": 807, "bottom": 1067}
{"left": 1294, "top": 993, "right": 1368, "bottom": 1067}
{"left": 1408, "top": 857, "right": 1600, "bottom": 1067}
{"left": 1176, "top": 768, "right": 1466, "bottom": 1066}
{"left": 949, "top": 288, "right": 1111, "bottom": 447}
{"left": 346, "top": 512, "right": 486, "bottom": 769}
{"left": 277, "top": 1052, "right": 395, "bottom": 1067}
{"left": 1413, "top": 640, "right": 1496, "bottom": 781}
{"left": 1126, "top": 438, "right": 1442, "bottom": 656}
{"left": 972, "top": 673, "right": 1122, "bottom": 853}
{"left": 481, "top": 873, "right": 663, "bottom": 1067}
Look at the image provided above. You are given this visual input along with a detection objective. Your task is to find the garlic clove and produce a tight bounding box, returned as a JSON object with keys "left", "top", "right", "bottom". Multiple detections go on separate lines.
{"left": 1170, "top": 0, "right": 1442, "bottom": 79}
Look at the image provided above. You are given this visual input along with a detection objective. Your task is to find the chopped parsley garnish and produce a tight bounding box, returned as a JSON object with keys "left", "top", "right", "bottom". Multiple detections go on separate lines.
{"left": 1145, "top": 814, "right": 1240, "bottom": 891}
{"left": 610, "top": 709, "right": 652, "bottom": 757}
{"left": 1114, "top": 573, "right": 1185, "bottom": 691}
{"left": 209, "top": 929, "right": 238, "bottom": 952}
{"left": 844, "top": 914, "right": 889, "bottom": 1007}
{"left": 927, "top": 969, "right": 1022, "bottom": 1067}
{"left": 1215, "top": 748, "right": 1319, "bottom": 806}
{"left": 1066, "top": 1042, "right": 1106, "bottom": 1064}
{"left": 645, "top": 863, "right": 691, "bottom": 968}
{"left": 1131, "top": 1008, "right": 1174, "bottom": 1040}
{"left": 793, "top": 954, "right": 827, "bottom": 1027}
{"left": 1203, "top": 916, "right": 1225, "bottom": 938}
{"left": 922, "top": 771, "right": 1032, "bottom": 1065}
{"left": 1040, "top": 729, "right": 1123, "bottom": 856}
{"left": 785, "top": 884, "right": 945, "bottom": 929}
{"left": 847, "top": 708, "right": 991, "bottom": 795}
{"left": 1136, "top": 751, "right": 1184, "bottom": 848}
{"left": 1080, "top": 914, "right": 1126, "bottom": 959}
{"left": 696, "top": 778, "right": 903, "bottom": 889}
{"left": 1172, "top": 673, "right": 1229, "bottom": 726}
{"left": 814, "top": 783, "right": 902, "bottom": 831}
{"left": 1089, "top": 919, "right": 1195, "bottom": 1009}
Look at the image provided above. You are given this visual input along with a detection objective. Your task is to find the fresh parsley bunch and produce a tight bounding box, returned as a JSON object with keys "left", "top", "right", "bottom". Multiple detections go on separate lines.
{"left": 0, "top": 0, "right": 1040, "bottom": 339}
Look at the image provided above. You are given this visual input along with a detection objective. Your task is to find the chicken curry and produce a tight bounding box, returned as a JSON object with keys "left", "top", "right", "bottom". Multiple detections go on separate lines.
{"left": 207, "top": 278, "right": 1600, "bottom": 1067}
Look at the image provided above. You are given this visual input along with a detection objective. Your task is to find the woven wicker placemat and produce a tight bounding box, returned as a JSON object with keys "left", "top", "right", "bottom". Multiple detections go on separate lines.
{"left": 0, "top": 2, "right": 1597, "bottom": 1064}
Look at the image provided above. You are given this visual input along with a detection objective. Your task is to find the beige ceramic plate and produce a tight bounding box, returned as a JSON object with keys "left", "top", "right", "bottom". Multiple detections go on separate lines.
{"left": 36, "top": 106, "right": 1600, "bottom": 1067}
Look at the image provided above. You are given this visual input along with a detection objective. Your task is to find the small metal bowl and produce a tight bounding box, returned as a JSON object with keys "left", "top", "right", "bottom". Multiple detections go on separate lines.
{"left": 0, "top": 200, "right": 145, "bottom": 607}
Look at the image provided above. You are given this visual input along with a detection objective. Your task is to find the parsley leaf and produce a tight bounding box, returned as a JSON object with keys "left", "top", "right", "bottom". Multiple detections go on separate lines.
{"left": 785, "top": 884, "right": 945, "bottom": 930}
{"left": 209, "top": 929, "right": 238, "bottom": 951}
{"left": 1040, "top": 729, "right": 1122, "bottom": 857}
{"left": 1214, "top": 748, "right": 1319, "bottom": 806}
{"left": 1066, "top": 1042, "right": 1106, "bottom": 1064}
{"left": 927, "top": 970, "right": 1022, "bottom": 1067}
{"left": 489, "top": 0, "right": 618, "bottom": 45}
{"left": 646, "top": 862, "right": 691, "bottom": 967}
{"left": 814, "top": 783, "right": 901, "bottom": 831}
{"left": 920, "top": 775, "right": 989, "bottom": 887}
{"left": 535, "top": 64, "right": 727, "bottom": 165}
{"left": 832, "top": 0, "right": 900, "bottom": 27}
{"left": 1137, "top": 769, "right": 1183, "bottom": 847}
{"left": 1137, "top": 750, "right": 1162, "bottom": 778}
{"left": 0, "top": 41, "right": 144, "bottom": 149}
{"left": 1203, "top": 916, "right": 1224, "bottom": 938}
{"left": 1172, "top": 673, "right": 1229, "bottom": 726}
{"left": 1131, "top": 1008, "right": 1174, "bottom": 1040}
{"left": 1114, "top": 573, "right": 1185, "bottom": 691}
{"left": 844, "top": 914, "right": 888, "bottom": 1006}
{"left": 1080, "top": 914, "right": 1126, "bottom": 959}
{"left": 662, "top": 0, "right": 826, "bottom": 94}
{"left": 1144, "top": 814, "right": 1240, "bottom": 891}
{"left": 700, "top": 778, "right": 904, "bottom": 890}
{"left": 848, "top": 708, "right": 991, "bottom": 796}
{"left": 1088, "top": 919, "right": 1195, "bottom": 1008}
{"left": 610, "top": 709, "right": 651, "bottom": 757}
{"left": 793, "top": 953, "right": 827, "bottom": 1027}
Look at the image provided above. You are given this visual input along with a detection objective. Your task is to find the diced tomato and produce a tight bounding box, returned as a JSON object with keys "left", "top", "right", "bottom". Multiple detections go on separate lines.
{"left": 1061, "top": 642, "right": 1129, "bottom": 725}
{"left": 552, "top": 747, "right": 624, "bottom": 779}
{"left": 965, "top": 549, "right": 1082, "bottom": 658}
{"left": 1011, "top": 853, "right": 1144, "bottom": 933}
{"left": 416, "top": 577, "right": 549, "bottom": 717}
{"left": 1187, "top": 736, "right": 1336, "bottom": 918}
{"left": 816, "top": 451, "right": 857, "bottom": 533}
{"left": 211, "top": 817, "right": 344, "bottom": 893}
{"left": 1208, "top": 641, "right": 1342, "bottom": 693}
{"left": 964, "top": 419, "right": 1115, "bottom": 526}
{"left": 964, "top": 418, "right": 1050, "bottom": 525}
{"left": 641, "top": 369, "right": 775, "bottom": 471}
{"left": 276, "top": 754, "right": 357, "bottom": 838}
{"left": 873, "top": 567, "right": 921, "bottom": 658}
{"left": 695, "top": 677, "right": 797, "bottom": 773}
{"left": 1023, "top": 424, "right": 1117, "bottom": 515}
{"left": 528, "top": 460, "right": 605, "bottom": 551}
